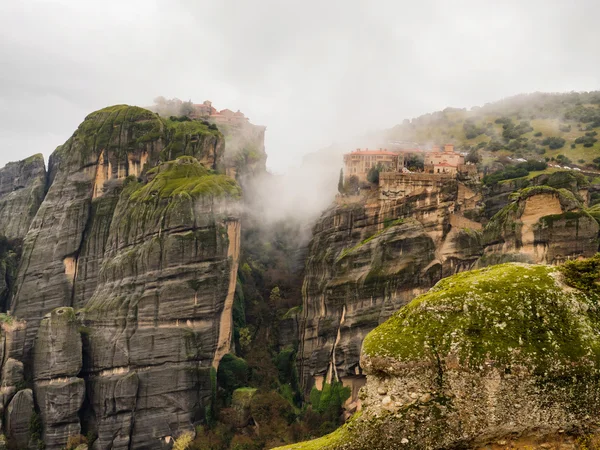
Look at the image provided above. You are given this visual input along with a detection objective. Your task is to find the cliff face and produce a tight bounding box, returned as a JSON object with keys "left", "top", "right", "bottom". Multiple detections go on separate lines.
{"left": 297, "top": 168, "right": 600, "bottom": 400}
{"left": 280, "top": 261, "right": 600, "bottom": 449}
{"left": 298, "top": 174, "right": 484, "bottom": 394}
{"left": 0, "top": 105, "right": 244, "bottom": 449}
{"left": 482, "top": 186, "right": 598, "bottom": 264}
{"left": 0, "top": 154, "right": 46, "bottom": 241}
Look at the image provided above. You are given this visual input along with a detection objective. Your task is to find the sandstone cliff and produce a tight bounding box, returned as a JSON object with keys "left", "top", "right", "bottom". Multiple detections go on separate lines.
{"left": 483, "top": 186, "right": 598, "bottom": 264}
{"left": 297, "top": 167, "right": 600, "bottom": 399}
{"left": 298, "top": 174, "right": 484, "bottom": 396}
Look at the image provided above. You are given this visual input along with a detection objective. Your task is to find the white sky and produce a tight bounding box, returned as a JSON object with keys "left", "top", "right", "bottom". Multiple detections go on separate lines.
{"left": 1, "top": 0, "right": 599, "bottom": 172}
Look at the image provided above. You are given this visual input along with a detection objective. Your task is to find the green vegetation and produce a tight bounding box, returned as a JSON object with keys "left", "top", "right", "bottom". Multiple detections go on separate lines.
{"left": 73, "top": 105, "right": 163, "bottom": 159}
{"left": 386, "top": 91, "right": 600, "bottom": 167}
{"left": 217, "top": 354, "right": 249, "bottom": 401}
{"left": 367, "top": 163, "right": 384, "bottom": 184}
{"left": 129, "top": 157, "right": 241, "bottom": 202}
{"left": 559, "top": 254, "right": 600, "bottom": 294}
{"left": 309, "top": 382, "right": 350, "bottom": 423}
{"left": 482, "top": 160, "right": 547, "bottom": 186}
{"left": 362, "top": 262, "right": 600, "bottom": 375}
{"left": 161, "top": 118, "right": 222, "bottom": 162}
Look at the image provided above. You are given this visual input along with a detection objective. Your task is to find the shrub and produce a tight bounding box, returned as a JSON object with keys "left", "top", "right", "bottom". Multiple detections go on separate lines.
{"left": 367, "top": 163, "right": 384, "bottom": 184}
{"left": 217, "top": 354, "right": 249, "bottom": 398}
{"left": 463, "top": 120, "right": 485, "bottom": 139}
{"left": 230, "top": 435, "right": 260, "bottom": 450}
{"left": 534, "top": 131, "right": 543, "bottom": 137}
{"left": 541, "top": 136, "right": 566, "bottom": 149}
{"left": 559, "top": 254, "right": 600, "bottom": 294}
{"left": 575, "top": 134, "right": 598, "bottom": 147}
{"left": 173, "top": 432, "right": 194, "bottom": 450}
{"left": 66, "top": 435, "right": 87, "bottom": 450}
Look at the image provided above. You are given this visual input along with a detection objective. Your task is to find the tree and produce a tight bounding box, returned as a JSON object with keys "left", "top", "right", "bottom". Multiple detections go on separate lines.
{"left": 346, "top": 176, "right": 359, "bottom": 195}
{"left": 465, "top": 148, "right": 480, "bottom": 164}
{"left": 541, "top": 137, "right": 566, "bottom": 149}
{"left": 367, "top": 163, "right": 384, "bottom": 184}
{"left": 337, "top": 169, "right": 344, "bottom": 194}
{"left": 269, "top": 286, "right": 281, "bottom": 304}
{"left": 179, "top": 100, "right": 195, "bottom": 117}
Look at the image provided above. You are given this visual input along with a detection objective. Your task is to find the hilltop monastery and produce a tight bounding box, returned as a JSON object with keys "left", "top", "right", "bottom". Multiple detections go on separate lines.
{"left": 190, "top": 100, "right": 250, "bottom": 125}
{"left": 344, "top": 144, "right": 468, "bottom": 183}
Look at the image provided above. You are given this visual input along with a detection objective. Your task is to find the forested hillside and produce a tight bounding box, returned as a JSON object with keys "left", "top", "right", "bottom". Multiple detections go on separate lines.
{"left": 387, "top": 91, "right": 600, "bottom": 168}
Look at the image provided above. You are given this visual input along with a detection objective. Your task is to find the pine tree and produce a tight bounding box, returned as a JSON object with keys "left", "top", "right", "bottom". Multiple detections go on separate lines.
{"left": 338, "top": 169, "right": 344, "bottom": 194}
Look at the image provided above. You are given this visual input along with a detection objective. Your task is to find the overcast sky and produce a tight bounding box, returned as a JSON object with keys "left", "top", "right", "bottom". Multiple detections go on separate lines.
{"left": 1, "top": 0, "right": 598, "bottom": 172}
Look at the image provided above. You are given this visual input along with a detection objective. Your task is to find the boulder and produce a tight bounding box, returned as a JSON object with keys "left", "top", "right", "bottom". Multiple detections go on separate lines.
{"left": 230, "top": 388, "right": 257, "bottom": 428}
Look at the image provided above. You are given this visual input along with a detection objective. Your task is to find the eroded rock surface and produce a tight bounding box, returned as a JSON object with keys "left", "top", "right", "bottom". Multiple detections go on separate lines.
{"left": 33, "top": 307, "right": 84, "bottom": 450}
{"left": 298, "top": 175, "right": 484, "bottom": 393}
{"left": 0, "top": 105, "right": 243, "bottom": 449}
{"left": 483, "top": 186, "right": 599, "bottom": 264}
{"left": 0, "top": 154, "right": 47, "bottom": 241}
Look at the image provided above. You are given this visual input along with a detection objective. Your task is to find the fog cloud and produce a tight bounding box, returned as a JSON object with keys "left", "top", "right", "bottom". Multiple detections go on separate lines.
{"left": 1, "top": 0, "right": 599, "bottom": 173}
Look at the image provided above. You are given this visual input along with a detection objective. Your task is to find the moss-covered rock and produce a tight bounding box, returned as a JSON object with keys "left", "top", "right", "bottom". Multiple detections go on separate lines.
{"left": 131, "top": 156, "right": 241, "bottom": 202}
{"left": 282, "top": 261, "right": 600, "bottom": 449}
{"left": 362, "top": 263, "right": 600, "bottom": 373}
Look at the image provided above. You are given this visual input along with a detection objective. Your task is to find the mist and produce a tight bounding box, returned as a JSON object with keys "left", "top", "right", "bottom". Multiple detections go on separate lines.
{"left": 2, "top": 0, "right": 600, "bottom": 173}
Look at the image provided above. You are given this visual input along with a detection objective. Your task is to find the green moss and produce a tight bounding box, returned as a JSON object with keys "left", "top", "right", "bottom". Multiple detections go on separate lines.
{"left": 0, "top": 313, "right": 13, "bottom": 325}
{"left": 538, "top": 210, "right": 593, "bottom": 228}
{"left": 22, "top": 153, "right": 44, "bottom": 168}
{"left": 74, "top": 105, "right": 163, "bottom": 159}
{"left": 273, "top": 413, "right": 360, "bottom": 450}
{"left": 161, "top": 118, "right": 222, "bottom": 162}
{"left": 129, "top": 156, "right": 240, "bottom": 202}
{"left": 232, "top": 387, "right": 257, "bottom": 404}
{"left": 362, "top": 263, "right": 600, "bottom": 374}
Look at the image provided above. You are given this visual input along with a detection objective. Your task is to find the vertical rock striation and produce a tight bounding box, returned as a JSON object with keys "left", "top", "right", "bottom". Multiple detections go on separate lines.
{"left": 1, "top": 105, "right": 243, "bottom": 449}
{"left": 80, "top": 157, "right": 241, "bottom": 448}
{"left": 0, "top": 154, "right": 47, "bottom": 241}
{"left": 33, "top": 307, "right": 84, "bottom": 450}
{"left": 298, "top": 177, "right": 483, "bottom": 394}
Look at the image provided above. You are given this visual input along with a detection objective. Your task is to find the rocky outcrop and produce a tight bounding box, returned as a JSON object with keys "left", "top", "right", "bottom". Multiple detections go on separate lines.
{"left": 6, "top": 389, "right": 34, "bottom": 449}
{"left": 298, "top": 176, "right": 484, "bottom": 394}
{"left": 33, "top": 307, "right": 84, "bottom": 450}
{"left": 482, "top": 169, "right": 590, "bottom": 219}
{"left": 483, "top": 186, "right": 599, "bottom": 264}
{"left": 281, "top": 261, "right": 600, "bottom": 449}
{"left": 0, "top": 154, "right": 47, "bottom": 241}
{"left": 0, "top": 105, "right": 242, "bottom": 449}
{"left": 11, "top": 106, "right": 167, "bottom": 355}
{"left": 80, "top": 157, "right": 241, "bottom": 448}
